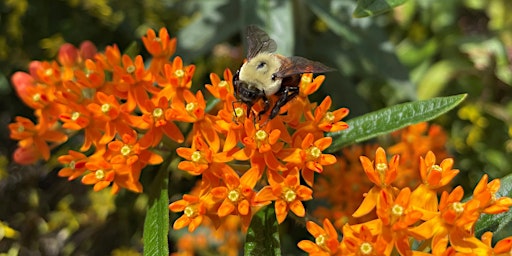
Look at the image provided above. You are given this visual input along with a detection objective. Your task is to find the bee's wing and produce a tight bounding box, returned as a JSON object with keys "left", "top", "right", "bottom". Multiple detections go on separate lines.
{"left": 246, "top": 25, "right": 277, "bottom": 59}
{"left": 274, "top": 56, "right": 335, "bottom": 78}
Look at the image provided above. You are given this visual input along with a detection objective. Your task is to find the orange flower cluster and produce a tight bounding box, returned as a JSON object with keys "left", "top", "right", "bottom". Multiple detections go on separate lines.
{"left": 9, "top": 28, "right": 184, "bottom": 193}
{"left": 169, "top": 71, "right": 349, "bottom": 231}
{"left": 299, "top": 147, "right": 512, "bottom": 255}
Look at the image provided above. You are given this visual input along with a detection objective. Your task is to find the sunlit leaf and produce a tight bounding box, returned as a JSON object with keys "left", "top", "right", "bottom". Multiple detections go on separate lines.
{"left": 354, "top": 0, "right": 409, "bottom": 18}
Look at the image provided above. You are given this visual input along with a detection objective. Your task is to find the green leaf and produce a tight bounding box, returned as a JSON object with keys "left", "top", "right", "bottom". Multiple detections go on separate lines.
{"left": 475, "top": 174, "right": 512, "bottom": 241}
{"left": 354, "top": 0, "right": 408, "bottom": 18}
{"left": 143, "top": 163, "right": 170, "bottom": 256}
{"left": 244, "top": 205, "right": 281, "bottom": 256}
{"left": 326, "top": 94, "right": 467, "bottom": 152}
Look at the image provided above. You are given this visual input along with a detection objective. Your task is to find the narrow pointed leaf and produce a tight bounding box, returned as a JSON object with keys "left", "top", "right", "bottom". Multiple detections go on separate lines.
{"left": 143, "top": 163, "right": 170, "bottom": 256}
{"left": 326, "top": 94, "right": 467, "bottom": 152}
{"left": 475, "top": 174, "right": 512, "bottom": 241}
{"left": 354, "top": 0, "right": 408, "bottom": 18}
{"left": 244, "top": 205, "right": 281, "bottom": 256}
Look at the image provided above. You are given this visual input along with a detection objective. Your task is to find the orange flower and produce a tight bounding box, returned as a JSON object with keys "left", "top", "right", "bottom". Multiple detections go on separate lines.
{"left": 136, "top": 96, "right": 184, "bottom": 148}
{"left": 295, "top": 96, "right": 349, "bottom": 139}
{"left": 298, "top": 218, "right": 341, "bottom": 256}
{"left": 57, "top": 150, "right": 88, "bottom": 180}
{"left": 254, "top": 168, "right": 312, "bottom": 224}
{"left": 409, "top": 186, "right": 483, "bottom": 254}
{"left": 481, "top": 232, "right": 512, "bottom": 255}
{"left": 210, "top": 167, "right": 261, "bottom": 229}
{"left": 142, "top": 27, "right": 177, "bottom": 74}
{"left": 9, "top": 116, "right": 68, "bottom": 160}
{"left": 205, "top": 69, "right": 235, "bottom": 101}
{"left": 340, "top": 224, "right": 387, "bottom": 256}
{"left": 472, "top": 174, "right": 512, "bottom": 214}
{"left": 169, "top": 194, "right": 208, "bottom": 232}
{"left": 82, "top": 158, "right": 116, "bottom": 192}
{"left": 280, "top": 133, "right": 336, "bottom": 186}
{"left": 352, "top": 147, "right": 399, "bottom": 218}
{"left": 156, "top": 57, "right": 195, "bottom": 101}
{"left": 176, "top": 135, "right": 233, "bottom": 176}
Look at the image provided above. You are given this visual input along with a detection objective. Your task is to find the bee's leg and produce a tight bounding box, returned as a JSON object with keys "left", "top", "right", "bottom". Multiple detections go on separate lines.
{"left": 269, "top": 86, "right": 299, "bottom": 120}
{"left": 258, "top": 95, "right": 271, "bottom": 121}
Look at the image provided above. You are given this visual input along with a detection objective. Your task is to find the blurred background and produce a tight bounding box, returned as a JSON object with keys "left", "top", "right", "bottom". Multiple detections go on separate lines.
{"left": 0, "top": 0, "right": 511, "bottom": 255}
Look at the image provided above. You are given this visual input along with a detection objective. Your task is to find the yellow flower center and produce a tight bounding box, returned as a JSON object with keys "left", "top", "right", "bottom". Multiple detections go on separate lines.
{"left": 69, "top": 161, "right": 76, "bottom": 170}
{"left": 218, "top": 80, "right": 228, "bottom": 88}
{"left": 360, "top": 242, "right": 373, "bottom": 255}
{"left": 95, "top": 169, "right": 105, "bottom": 180}
{"left": 376, "top": 163, "right": 388, "bottom": 175}
{"left": 120, "top": 145, "right": 131, "bottom": 156}
{"left": 283, "top": 189, "right": 297, "bottom": 202}
{"left": 85, "top": 69, "right": 93, "bottom": 78}
{"left": 185, "top": 102, "right": 197, "bottom": 113}
{"left": 101, "top": 103, "right": 111, "bottom": 113}
{"left": 17, "top": 125, "right": 25, "bottom": 133}
{"left": 32, "top": 93, "right": 41, "bottom": 102}
{"left": 184, "top": 205, "right": 196, "bottom": 218}
{"left": 306, "top": 146, "right": 321, "bottom": 160}
{"left": 126, "top": 65, "right": 135, "bottom": 73}
{"left": 315, "top": 234, "right": 327, "bottom": 247}
{"left": 191, "top": 151, "right": 202, "bottom": 163}
{"left": 452, "top": 202, "right": 464, "bottom": 214}
{"left": 153, "top": 107, "right": 163, "bottom": 118}
{"left": 255, "top": 130, "right": 267, "bottom": 141}
{"left": 228, "top": 190, "right": 240, "bottom": 202}
{"left": 153, "top": 37, "right": 161, "bottom": 42}
{"left": 174, "top": 69, "right": 184, "bottom": 78}
{"left": 301, "top": 75, "right": 312, "bottom": 83}
{"left": 71, "top": 112, "right": 80, "bottom": 121}
{"left": 392, "top": 204, "right": 404, "bottom": 216}
{"left": 234, "top": 107, "right": 245, "bottom": 118}
{"left": 44, "top": 68, "right": 53, "bottom": 76}
{"left": 430, "top": 164, "right": 442, "bottom": 172}
{"left": 324, "top": 112, "right": 335, "bottom": 122}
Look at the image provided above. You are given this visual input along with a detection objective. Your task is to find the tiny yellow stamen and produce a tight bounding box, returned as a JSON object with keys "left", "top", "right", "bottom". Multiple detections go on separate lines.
{"left": 44, "top": 69, "right": 53, "bottom": 76}
{"left": 174, "top": 69, "right": 184, "bottom": 78}
{"left": 185, "top": 102, "right": 197, "bottom": 113}
{"left": 324, "top": 112, "right": 335, "bottom": 122}
{"left": 101, "top": 103, "right": 111, "bottom": 113}
{"left": 283, "top": 189, "right": 297, "bottom": 202}
{"left": 307, "top": 146, "right": 322, "bottom": 160}
{"left": 360, "top": 242, "right": 373, "bottom": 255}
{"left": 430, "top": 164, "right": 442, "bottom": 172}
{"left": 218, "top": 81, "right": 228, "bottom": 88}
{"left": 228, "top": 190, "right": 240, "bottom": 202}
{"left": 153, "top": 108, "right": 163, "bottom": 118}
{"left": 126, "top": 65, "right": 135, "bottom": 73}
{"left": 315, "top": 234, "right": 327, "bottom": 247}
{"left": 234, "top": 107, "right": 245, "bottom": 118}
{"left": 376, "top": 163, "right": 388, "bottom": 175}
{"left": 452, "top": 202, "right": 464, "bottom": 214}
{"left": 120, "top": 145, "right": 131, "bottom": 156}
{"left": 184, "top": 206, "right": 196, "bottom": 218}
{"left": 392, "top": 204, "right": 404, "bottom": 216}
{"left": 95, "top": 169, "right": 105, "bottom": 180}
{"left": 69, "top": 161, "right": 76, "bottom": 170}
{"left": 32, "top": 93, "right": 41, "bottom": 102}
{"left": 71, "top": 112, "right": 80, "bottom": 121}
{"left": 301, "top": 75, "right": 312, "bottom": 83}
{"left": 153, "top": 37, "right": 161, "bottom": 42}
{"left": 17, "top": 125, "right": 25, "bottom": 133}
{"left": 191, "top": 151, "right": 202, "bottom": 163}
{"left": 255, "top": 130, "right": 267, "bottom": 141}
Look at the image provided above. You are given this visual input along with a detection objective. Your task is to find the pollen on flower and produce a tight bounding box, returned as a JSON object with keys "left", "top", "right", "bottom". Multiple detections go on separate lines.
{"left": 17, "top": 125, "right": 24, "bottom": 133}
{"left": 152, "top": 108, "right": 163, "bottom": 118}
{"left": 153, "top": 37, "right": 161, "bottom": 42}
{"left": 95, "top": 170, "right": 105, "bottom": 180}
{"left": 392, "top": 204, "right": 404, "bottom": 216}
{"left": 315, "top": 234, "right": 327, "bottom": 247}
{"left": 69, "top": 161, "right": 76, "bottom": 170}
{"left": 360, "top": 242, "right": 373, "bottom": 255}
{"left": 126, "top": 65, "right": 136, "bottom": 73}
{"left": 283, "top": 189, "right": 297, "bottom": 202}
{"left": 120, "top": 145, "right": 131, "bottom": 156}
{"left": 184, "top": 205, "right": 196, "bottom": 218}
{"left": 452, "top": 202, "right": 464, "bottom": 214}
{"left": 101, "top": 103, "right": 111, "bottom": 113}
{"left": 191, "top": 151, "right": 202, "bottom": 163}
{"left": 234, "top": 107, "right": 244, "bottom": 118}
{"left": 71, "top": 112, "right": 80, "bottom": 121}
{"left": 227, "top": 190, "right": 241, "bottom": 202}
{"left": 174, "top": 69, "right": 185, "bottom": 78}
{"left": 376, "top": 163, "right": 388, "bottom": 174}
{"left": 255, "top": 130, "right": 267, "bottom": 141}
{"left": 429, "top": 164, "right": 442, "bottom": 172}
{"left": 218, "top": 80, "right": 228, "bottom": 88}
{"left": 301, "top": 75, "right": 312, "bottom": 83}
{"left": 323, "top": 112, "right": 335, "bottom": 122}
{"left": 307, "top": 146, "right": 322, "bottom": 160}
{"left": 44, "top": 68, "right": 53, "bottom": 76}
{"left": 32, "top": 93, "right": 41, "bottom": 102}
{"left": 185, "top": 102, "right": 197, "bottom": 113}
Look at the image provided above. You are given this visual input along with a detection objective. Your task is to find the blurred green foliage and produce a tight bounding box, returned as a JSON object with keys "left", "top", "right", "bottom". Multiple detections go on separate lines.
{"left": 0, "top": 0, "right": 511, "bottom": 255}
